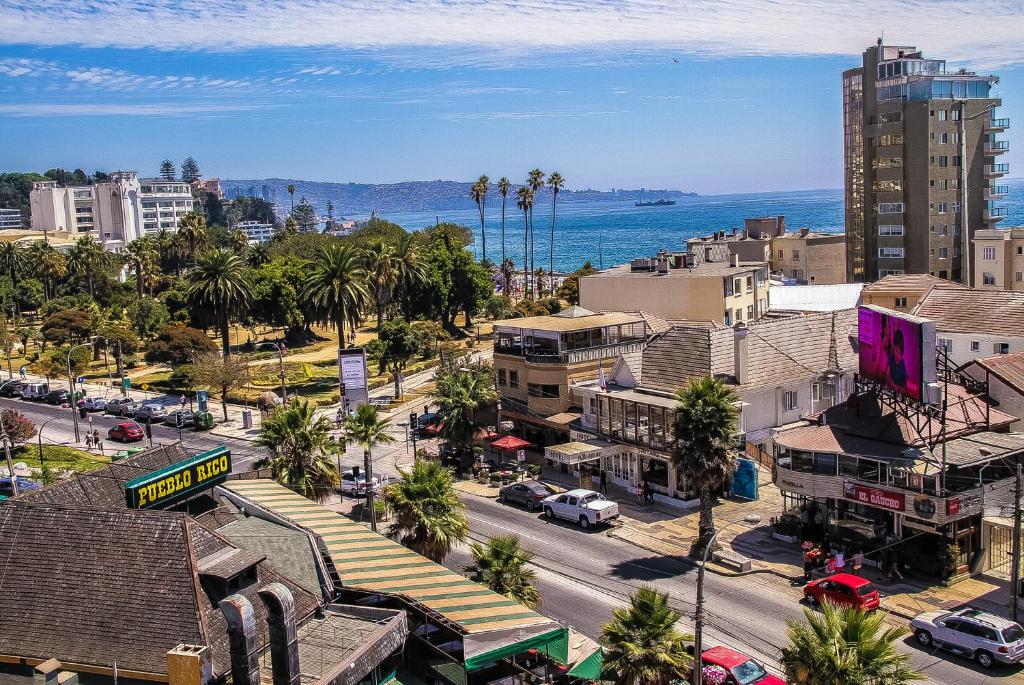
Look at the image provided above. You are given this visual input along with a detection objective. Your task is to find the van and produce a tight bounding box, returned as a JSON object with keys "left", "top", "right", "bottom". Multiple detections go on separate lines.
{"left": 20, "top": 383, "right": 49, "bottom": 401}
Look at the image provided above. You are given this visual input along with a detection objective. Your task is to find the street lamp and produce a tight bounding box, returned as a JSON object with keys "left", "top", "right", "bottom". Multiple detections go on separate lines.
{"left": 693, "top": 514, "right": 763, "bottom": 685}
{"left": 66, "top": 340, "right": 95, "bottom": 443}
{"left": 37, "top": 415, "right": 59, "bottom": 468}
{"left": 397, "top": 421, "right": 410, "bottom": 454}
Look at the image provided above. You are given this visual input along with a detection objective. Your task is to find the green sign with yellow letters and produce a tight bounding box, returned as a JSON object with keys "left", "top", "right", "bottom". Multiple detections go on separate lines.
{"left": 125, "top": 446, "right": 232, "bottom": 509}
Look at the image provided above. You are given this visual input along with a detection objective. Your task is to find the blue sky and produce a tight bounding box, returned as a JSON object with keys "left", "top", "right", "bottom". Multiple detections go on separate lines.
{"left": 1, "top": 1, "right": 1022, "bottom": 195}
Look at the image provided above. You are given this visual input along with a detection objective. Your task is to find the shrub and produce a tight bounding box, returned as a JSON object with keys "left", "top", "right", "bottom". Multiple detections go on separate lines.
{"left": 145, "top": 324, "right": 218, "bottom": 365}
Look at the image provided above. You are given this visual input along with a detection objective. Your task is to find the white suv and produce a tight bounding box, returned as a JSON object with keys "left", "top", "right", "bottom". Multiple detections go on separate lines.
{"left": 542, "top": 489, "right": 619, "bottom": 529}
{"left": 912, "top": 608, "right": 1024, "bottom": 668}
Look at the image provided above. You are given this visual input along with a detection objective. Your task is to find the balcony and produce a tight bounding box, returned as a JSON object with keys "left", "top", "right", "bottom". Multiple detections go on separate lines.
{"left": 984, "top": 207, "right": 1009, "bottom": 222}
{"left": 497, "top": 339, "right": 646, "bottom": 365}
{"left": 985, "top": 164, "right": 1010, "bottom": 177}
{"left": 985, "top": 141, "right": 1010, "bottom": 155}
{"left": 985, "top": 185, "right": 1009, "bottom": 200}
{"left": 986, "top": 117, "right": 1010, "bottom": 132}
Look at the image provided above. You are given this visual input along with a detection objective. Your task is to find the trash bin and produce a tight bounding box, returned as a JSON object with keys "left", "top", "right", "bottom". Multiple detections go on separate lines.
{"left": 194, "top": 411, "right": 214, "bottom": 431}
{"left": 242, "top": 410, "right": 253, "bottom": 429}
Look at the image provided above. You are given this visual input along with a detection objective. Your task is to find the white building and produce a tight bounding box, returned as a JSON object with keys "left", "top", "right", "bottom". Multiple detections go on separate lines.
{"left": 912, "top": 286, "right": 1024, "bottom": 366}
{"left": 30, "top": 172, "right": 193, "bottom": 251}
{"left": 238, "top": 220, "right": 275, "bottom": 243}
{"left": 0, "top": 208, "right": 22, "bottom": 229}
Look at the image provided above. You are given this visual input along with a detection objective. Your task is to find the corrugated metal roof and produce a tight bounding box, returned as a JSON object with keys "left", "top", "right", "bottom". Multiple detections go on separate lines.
{"left": 768, "top": 284, "right": 864, "bottom": 313}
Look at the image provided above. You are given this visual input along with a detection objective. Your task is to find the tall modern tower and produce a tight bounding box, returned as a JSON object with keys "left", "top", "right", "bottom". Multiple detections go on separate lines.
{"left": 843, "top": 41, "right": 1009, "bottom": 285}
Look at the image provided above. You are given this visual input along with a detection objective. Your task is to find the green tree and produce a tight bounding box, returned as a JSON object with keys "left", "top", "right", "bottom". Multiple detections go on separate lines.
{"left": 781, "top": 601, "right": 922, "bottom": 685}
{"left": 673, "top": 377, "right": 740, "bottom": 543}
{"left": 292, "top": 198, "right": 318, "bottom": 233}
{"left": 180, "top": 156, "right": 201, "bottom": 183}
{"left": 304, "top": 244, "right": 368, "bottom": 384}
{"left": 432, "top": 360, "right": 497, "bottom": 454}
{"left": 0, "top": 408, "right": 37, "bottom": 444}
{"left": 97, "top": 315, "right": 141, "bottom": 378}
{"left": 470, "top": 175, "right": 489, "bottom": 263}
{"left": 484, "top": 294, "right": 515, "bottom": 320}
{"left": 191, "top": 349, "right": 250, "bottom": 421}
{"left": 144, "top": 323, "right": 217, "bottom": 365}
{"left": 0, "top": 242, "right": 27, "bottom": 314}
{"left": 248, "top": 256, "right": 309, "bottom": 334}
{"left": 186, "top": 249, "right": 252, "bottom": 357}
{"left": 287, "top": 183, "right": 296, "bottom": 213}
{"left": 382, "top": 459, "right": 467, "bottom": 563}
{"left": 601, "top": 586, "right": 692, "bottom": 685}
{"left": 230, "top": 229, "right": 248, "bottom": 255}
{"left": 256, "top": 399, "right": 339, "bottom": 501}
{"left": 31, "top": 243, "right": 67, "bottom": 300}
{"left": 125, "top": 237, "right": 158, "bottom": 300}
{"left": 246, "top": 242, "right": 271, "bottom": 268}
{"left": 516, "top": 186, "right": 533, "bottom": 298}
{"left": 365, "top": 241, "right": 400, "bottom": 328}
{"left": 159, "top": 159, "right": 176, "bottom": 181}
{"left": 377, "top": 318, "right": 418, "bottom": 398}
{"left": 177, "top": 211, "right": 208, "bottom": 262}
{"left": 127, "top": 298, "right": 170, "bottom": 338}
{"left": 344, "top": 402, "right": 395, "bottom": 460}
{"left": 556, "top": 261, "right": 596, "bottom": 305}
{"left": 526, "top": 169, "right": 545, "bottom": 297}
{"left": 14, "top": 279, "right": 43, "bottom": 313}
{"left": 66, "top": 235, "right": 109, "bottom": 298}
{"left": 547, "top": 171, "right": 564, "bottom": 282}
{"left": 41, "top": 308, "right": 94, "bottom": 345}
{"left": 497, "top": 177, "right": 511, "bottom": 266}
{"left": 394, "top": 233, "right": 428, "bottom": 320}
{"left": 0, "top": 322, "right": 15, "bottom": 379}
{"left": 465, "top": 534, "right": 541, "bottom": 609}
{"left": 325, "top": 200, "right": 335, "bottom": 229}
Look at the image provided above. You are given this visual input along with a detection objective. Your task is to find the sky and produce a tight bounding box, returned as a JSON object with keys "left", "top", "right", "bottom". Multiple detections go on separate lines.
{"left": 1, "top": 1, "right": 1022, "bottom": 195}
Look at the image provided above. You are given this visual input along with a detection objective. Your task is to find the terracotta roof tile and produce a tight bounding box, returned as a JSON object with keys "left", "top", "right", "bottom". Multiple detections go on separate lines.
{"left": 971, "top": 352, "right": 1024, "bottom": 392}
{"left": 862, "top": 274, "right": 967, "bottom": 295}
{"left": 912, "top": 287, "right": 1024, "bottom": 336}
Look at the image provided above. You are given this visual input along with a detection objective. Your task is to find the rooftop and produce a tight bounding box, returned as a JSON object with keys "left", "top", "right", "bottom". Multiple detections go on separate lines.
{"left": 588, "top": 260, "right": 766, "bottom": 279}
{"left": 912, "top": 286, "right": 1024, "bottom": 336}
{"left": 493, "top": 309, "right": 644, "bottom": 333}
{"left": 968, "top": 352, "right": 1024, "bottom": 394}
{"left": 768, "top": 284, "right": 864, "bottom": 313}
{"left": 862, "top": 273, "right": 967, "bottom": 296}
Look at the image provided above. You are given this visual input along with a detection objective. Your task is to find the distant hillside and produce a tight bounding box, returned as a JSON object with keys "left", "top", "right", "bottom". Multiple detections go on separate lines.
{"left": 221, "top": 178, "right": 696, "bottom": 215}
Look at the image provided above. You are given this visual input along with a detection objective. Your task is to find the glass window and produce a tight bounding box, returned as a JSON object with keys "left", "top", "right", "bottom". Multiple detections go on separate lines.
{"left": 636, "top": 404, "right": 650, "bottom": 446}
{"left": 645, "top": 459, "right": 668, "bottom": 488}
{"left": 497, "top": 369, "right": 506, "bottom": 386}
{"left": 791, "top": 450, "right": 814, "bottom": 473}
{"left": 839, "top": 455, "right": 860, "bottom": 477}
{"left": 508, "top": 370, "right": 519, "bottom": 388}
{"left": 983, "top": 246, "right": 997, "bottom": 260}
{"left": 857, "top": 459, "right": 880, "bottom": 483}
{"left": 813, "top": 452, "right": 837, "bottom": 475}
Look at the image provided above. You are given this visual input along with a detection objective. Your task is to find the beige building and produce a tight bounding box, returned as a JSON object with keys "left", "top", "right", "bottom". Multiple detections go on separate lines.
{"left": 492, "top": 307, "right": 662, "bottom": 444}
{"left": 859, "top": 272, "right": 965, "bottom": 312}
{"left": 974, "top": 226, "right": 1024, "bottom": 290}
{"left": 912, "top": 286, "right": 1024, "bottom": 366}
{"left": 580, "top": 252, "right": 769, "bottom": 325}
{"left": 772, "top": 229, "right": 847, "bottom": 284}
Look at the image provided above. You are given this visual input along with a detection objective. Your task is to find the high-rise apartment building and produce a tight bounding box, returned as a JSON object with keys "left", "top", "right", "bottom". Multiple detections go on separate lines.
{"left": 843, "top": 41, "right": 1009, "bottom": 285}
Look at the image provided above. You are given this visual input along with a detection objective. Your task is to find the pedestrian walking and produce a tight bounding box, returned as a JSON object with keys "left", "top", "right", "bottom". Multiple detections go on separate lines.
{"left": 802, "top": 542, "right": 820, "bottom": 581}
{"left": 179, "top": 394, "right": 186, "bottom": 409}
{"left": 93, "top": 429, "right": 103, "bottom": 455}
{"left": 642, "top": 479, "right": 653, "bottom": 505}
{"left": 85, "top": 433, "right": 93, "bottom": 450}
{"left": 635, "top": 483, "right": 644, "bottom": 506}
{"left": 852, "top": 549, "right": 864, "bottom": 576}
{"left": 599, "top": 469, "right": 608, "bottom": 495}
{"left": 336, "top": 408, "right": 345, "bottom": 430}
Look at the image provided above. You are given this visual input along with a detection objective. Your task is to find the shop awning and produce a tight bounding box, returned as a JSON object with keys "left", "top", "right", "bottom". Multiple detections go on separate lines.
{"left": 491, "top": 435, "right": 533, "bottom": 452}
{"left": 545, "top": 440, "right": 612, "bottom": 467}
{"left": 563, "top": 629, "right": 603, "bottom": 680}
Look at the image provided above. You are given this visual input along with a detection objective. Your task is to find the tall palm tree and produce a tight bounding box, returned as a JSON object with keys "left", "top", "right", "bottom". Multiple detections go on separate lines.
{"left": 500, "top": 258, "right": 515, "bottom": 298}
{"left": 547, "top": 171, "right": 564, "bottom": 285}
{"left": 125, "top": 237, "right": 158, "bottom": 300}
{"left": 534, "top": 267, "right": 547, "bottom": 297}
{"left": 470, "top": 175, "right": 489, "bottom": 264}
{"left": 287, "top": 183, "right": 296, "bottom": 212}
{"left": 432, "top": 364, "right": 497, "bottom": 455}
{"left": 66, "top": 235, "right": 106, "bottom": 298}
{"left": 186, "top": 249, "right": 252, "bottom": 357}
{"left": 465, "top": 534, "right": 541, "bottom": 609}
{"left": 673, "top": 377, "right": 740, "bottom": 544}
{"left": 497, "top": 177, "right": 511, "bottom": 266}
{"left": 382, "top": 459, "right": 468, "bottom": 563}
{"left": 31, "top": 243, "right": 67, "bottom": 300}
{"left": 304, "top": 244, "right": 369, "bottom": 388}
{"left": 0, "top": 242, "right": 28, "bottom": 314}
{"left": 394, "top": 233, "right": 427, "bottom": 319}
{"left": 230, "top": 230, "right": 249, "bottom": 255}
{"left": 177, "top": 211, "right": 207, "bottom": 263}
{"left": 364, "top": 241, "right": 401, "bottom": 329}
{"left": 781, "top": 601, "right": 922, "bottom": 685}
{"left": 246, "top": 242, "right": 271, "bottom": 268}
{"left": 344, "top": 404, "right": 395, "bottom": 512}
{"left": 601, "top": 586, "right": 692, "bottom": 685}
{"left": 516, "top": 186, "right": 533, "bottom": 299}
{"left": 256, "top": 399, "right": 339, "bottom": 501}
{"left": 526, "top": 169, "right": 545, "bottom": 298}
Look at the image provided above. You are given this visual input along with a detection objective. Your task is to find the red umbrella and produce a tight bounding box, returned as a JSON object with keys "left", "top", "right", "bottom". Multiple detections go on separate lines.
{"left": 490, "top": 435, "right": 533, "bottom": 452}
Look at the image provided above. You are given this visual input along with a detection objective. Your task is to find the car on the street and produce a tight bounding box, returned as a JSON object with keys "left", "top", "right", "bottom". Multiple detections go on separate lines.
{"left": 134, "top": 403, "right": 168, "bottom": 421}
{"left": 79, "top": 396, "right": 108, "bottom": 412}
{"left": 20, "top": 383, "right": 49, "bottom": 401}
{"left": 339, "top": 472, "right": 390, "bottom": 496}
{"left": 44, "top": 389, "right": 69, "bottom": 405}
{"left": 105, "top": 397, "right": 139, "bottom": 417}
{"left": 541, "top": 488, "right": 620, "bottom": 529}
{"left": 0, "top": 381, "right": 25, "bottom": 398}
{"left": 0, "top": 476, "right": 41, "bottom": 497}
{"left": 108, "top": 421, "right": 144, "bottom": 442}
{"left": 699, "top": 646, "right": 785, "bottom": 685}
{"left": 802, "top": 573, "right": 880, "bottom": 612}
{"left": 416, "top": 411, "right": 442, "bottom": 436}
{"left": 911, "top": 607, "right": 1024, "bottom": 668}
{"left": 499, "top": 479, "right": 557, "bottom": 511}
{"left": 164, "top": 410, "right": 195, "bottom": 427}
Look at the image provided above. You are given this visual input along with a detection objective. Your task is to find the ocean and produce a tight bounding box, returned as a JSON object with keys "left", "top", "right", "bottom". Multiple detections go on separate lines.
{"left": 373, "top": 180, "right": 1024, "bottom": 274}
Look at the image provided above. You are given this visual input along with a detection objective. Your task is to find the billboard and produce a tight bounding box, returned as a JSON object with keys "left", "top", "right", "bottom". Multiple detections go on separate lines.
{"left": 125, "top": 446, "right": 231, "bottom": 509}
{"left": 857, "top": 305, "right": 936, "bottom": 402}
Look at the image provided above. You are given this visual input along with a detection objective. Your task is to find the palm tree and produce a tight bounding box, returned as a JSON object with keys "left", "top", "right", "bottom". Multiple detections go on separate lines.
{"left": 527, "top": 169, "right": 545, "bottom": 298}
{"left": 781, "top": 601, "right": 922, "bottom": 685}
{"left": 601, "top": 586, "right": 692, "bottom": 685}
{"left": 465, "top": 534, "right": 541, "bottom": 609}
{"left": 230, "top": 230, "right": 249, "bottom": 255}
{"left": 177, "top": 211, "right": 207, "bottom": 262}
{"left": 547, "top": 171, "right": 564, "bottom": 284}
{"left": 0, "top": 242, "right": 27, "bottom": 314}
{"left": 516, "top": 186, "right": 533, "bottom": 299}
{"left": 287, "top": 183, "right": 296, "bottom": 213}
{"left": 32, "top": 243, "right": 67, "bottom": 300}
{"left": 432, "top": 364, "right": 497, "bottom": 455}
{"left": 304, "top": 244, "right": 369, "bottom": 388}
{"left": 364, "top": 241, "right": 401, "bottom": 329}
{"left": 256, "top": 399, "right": 340, "bottom": 501}
{"left": 344, "top": 404, "right": 395, "bottom": 503}
{"left": 500, "top": 258, "right": 515, "bottom": 298}
{"left": 66, "top": 235, "right": 106, "bottom": 298}
{"left": 186, "top": 249, "right": 252, "bottom": 357}
{"left": 125, "top": 237, "right": 158, "bottom": 300}
{"left": 155, "top": 228, "right": 185, "bottom": 275}
{"left": 470, "top": 175, "right": 489, "bottom": 263}
{"left": 382, "top": 459, "right": 468, "bottom": 563}
{"left": 534, "top": 267, "right": 547, "bottom": 297}
{"left": 246, "top": 242, "right": 271, "bottom": 268}
{"left": 673, "top": 377, "right": 740, "bottom": 544}
{"left": 395, "top": 233, "right": 427, "bottom": 319}
{"left": 497, "top": 177, "right": 511, "bottom": 266}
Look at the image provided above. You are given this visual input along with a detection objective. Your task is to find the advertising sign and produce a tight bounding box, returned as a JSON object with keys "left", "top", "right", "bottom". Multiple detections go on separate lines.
{"left": 197, "top": 389, "right": 209, "bottom": 413}
{"left": 125, "top": 446, "right": 232, "bottom": 509}
{"left": 857, "top": 305, "right": 936, "bottom": 402}
{"left": 338, "top": 347, "right": 369, "bottom": 405}
{"left": 843, "top": 480, "right": 905, "bottom": 512}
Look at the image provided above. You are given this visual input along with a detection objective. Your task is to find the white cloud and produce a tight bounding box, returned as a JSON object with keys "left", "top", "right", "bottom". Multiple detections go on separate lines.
{"left": 0, "top": 58, "right": 59, "bottom": 77}
{"left": 441, "top": 110, "right": 626, "bottom": 121}
{"left": 1, "top": 1, "right": 1024, "bottom": 67}
{"left": 0, "top": 102, "right": 271, "bottom": 116}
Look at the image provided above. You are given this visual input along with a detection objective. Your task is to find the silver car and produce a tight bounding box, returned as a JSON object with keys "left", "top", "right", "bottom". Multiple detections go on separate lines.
{"left": 912, "top": 608, "right": 1024, "bottom": 668}
{"left": 105, "top": 397, "right": 138, "bottom": 416}
{"left": 135, "top": 403, "right": 168, "bottom": 421}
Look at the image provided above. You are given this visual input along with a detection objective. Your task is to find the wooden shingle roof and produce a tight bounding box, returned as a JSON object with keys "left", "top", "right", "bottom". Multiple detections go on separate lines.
{"left": 913, "top": 287, "right": 1024, "bottom": 337}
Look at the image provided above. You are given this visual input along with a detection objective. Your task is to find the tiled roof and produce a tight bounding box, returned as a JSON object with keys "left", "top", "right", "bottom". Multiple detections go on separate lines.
{"left": 493, "top": 311, "right": 643, "bottom": 332}
{"left": 971, "top": 352, "right": 1024, "bottom": 393}
{"left": 862, "top": 274, "right": 966, "bottom": 295}
{"left": 913, "top": 287, "right": 1024, "bottom": 336}
{"left": 622, "top": 310, "right": 672, "bottom": 334}
{"left": 215, "top": 514, "right": 324, "bottom": 598}
{"left": 638, "top": 327, "right": 719, "bottom": 392}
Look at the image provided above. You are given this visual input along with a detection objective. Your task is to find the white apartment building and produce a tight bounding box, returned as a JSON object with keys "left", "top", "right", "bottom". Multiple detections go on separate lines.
{"left": 0, "top": 208, "right": 22, "bottom": 229}
{"left": 238, "top": 220, "right": 275, "bottom": 243}
{"left": 30, "top": 172, "right": 193, "bottom": 250}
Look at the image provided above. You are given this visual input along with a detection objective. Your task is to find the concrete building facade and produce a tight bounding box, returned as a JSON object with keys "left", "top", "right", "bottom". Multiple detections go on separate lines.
{"left": 0, "top": 208, "right": 22, "bottom": 229}
{"left": 772, "top": 229, "right": 847, "bottom": 284}
{"left": 974, "top": 226, "right": 1024, "bottom": 290}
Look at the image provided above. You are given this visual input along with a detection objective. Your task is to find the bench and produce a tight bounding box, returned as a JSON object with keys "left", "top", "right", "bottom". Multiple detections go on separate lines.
{"left": 712, "top": 549, "right": 752, "bottom": 573}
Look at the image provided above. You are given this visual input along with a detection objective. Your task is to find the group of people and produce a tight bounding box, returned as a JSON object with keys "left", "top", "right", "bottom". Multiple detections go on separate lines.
{"left": 802, "top": 541, "right": 865, "bottom": 581}
{"left": 83, "top": 429, "right": 104, "bottom": 453}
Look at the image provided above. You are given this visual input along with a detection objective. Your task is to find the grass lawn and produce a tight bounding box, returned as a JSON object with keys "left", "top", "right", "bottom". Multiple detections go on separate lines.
{"left": 11, "top": 444, "right": 111, "bottom": 473}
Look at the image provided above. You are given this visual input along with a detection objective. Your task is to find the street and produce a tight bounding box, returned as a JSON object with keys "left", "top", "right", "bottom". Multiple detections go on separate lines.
{"left": 6, "top": 396, "right": 1022, "bottom": 684}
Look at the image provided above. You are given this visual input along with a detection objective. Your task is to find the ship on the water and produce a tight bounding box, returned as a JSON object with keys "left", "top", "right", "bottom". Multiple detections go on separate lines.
{"left": 635, "top": 198, "right": 676, "bottom": 207}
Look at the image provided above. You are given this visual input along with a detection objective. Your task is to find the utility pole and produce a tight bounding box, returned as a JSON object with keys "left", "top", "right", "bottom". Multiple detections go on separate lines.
{"left": 364, "top": 448, "right": 377, "bottom": 532}
{"left": 1012, "top": 462, "right": 1022, "bottom": 624}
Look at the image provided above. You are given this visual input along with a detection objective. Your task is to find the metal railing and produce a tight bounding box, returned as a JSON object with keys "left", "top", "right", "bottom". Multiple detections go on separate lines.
{"left": 497, "top": 339, "right": 646, "bottom": 365}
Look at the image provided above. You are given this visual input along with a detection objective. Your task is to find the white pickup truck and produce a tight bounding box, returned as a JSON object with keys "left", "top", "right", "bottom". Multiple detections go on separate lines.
{"left": 541, "top": 489, "right": 620, "bottom": 529}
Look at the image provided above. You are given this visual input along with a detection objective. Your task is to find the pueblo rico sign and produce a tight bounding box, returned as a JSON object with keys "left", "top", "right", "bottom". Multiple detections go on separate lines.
{"left": 125, "top": 447, "right": 232, "bottom": 509}
{"left": 843, "top": 480, "right": 905, "bottom": 512}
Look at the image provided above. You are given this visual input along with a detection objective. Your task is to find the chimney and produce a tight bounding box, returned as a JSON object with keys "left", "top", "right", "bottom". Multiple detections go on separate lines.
{"left": 799, "top": 227, "right": 810, "bottom": 238}
{"left": 167, "top": 645, "right": 212, "bottom": 685}
{"left": 730, "top": 252, "right": 739, "bottom": 268}
{"left": 734, "top": 324, "right": 749, "bottom": 385}
{"left": 657, "top": 257, "right": 669, "bottom": 275}
{"left": 258, "top": 583, "right": 301, "bottom": 685}
{"left": 219, "top": 594, "right": 261, "bottom": 685}
{"left": 34, "top": 659, "right": 61, "bottom": 685}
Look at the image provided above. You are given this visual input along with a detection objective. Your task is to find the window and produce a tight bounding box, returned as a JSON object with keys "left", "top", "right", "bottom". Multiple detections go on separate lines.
{"left": 876, "top": 202, "right": 905, "bottom": 214}
{"left": 735, "top": 308, "right": 743, "bottom": 322}
{"left": 937, "top": 156, "right": 948, "bottom": 167}
{"left": 1016, "top": 272, "right": 1023, "bottom": 282}
{"left": 938, "top": 247, "right": 948, "bottom": 259}
{"left": 996, "top": 343, "right": 1010, "bottom": 354}
{"left": 935, "top": 179, "right": 948, "bottom": 190}
{"left": 497, "top": 369, "right": 507, "bottom": 386}
{"left": 953, "top": 156, "right": 962, "bottom": 167}
{"left": 782, "top": 391, "right": 798, "bottom": 412}
{"left": 971, "top": 341, "right": 980, "bottom": 352}
{"left": 879, "top": 224, "right": 904, "bottom": 236}
{"left": 792, "top": 249, "right": 801, "bottom": 260}
{"left": 983, "top": 246, "right": 997, "bottom": 260}
{"left": 508, "top": 370, "right": 519, "bottom": 389}
{"left": 938, "top": 338, "right": 952, "bottom": 352}
{"left": 895, "top": 297, "right": 908, "bottom": 308}
{"left": 777, "top": 249, "right": 784, "bottom": 259}
{"left": 938, "top": 109, "right": 947, "bottom": 121}
{"left": 939, "top": 225, "right": 948, "bottom": 236}
{"left": 724, "top": 310, "right": 732, "bottom": 326}
{"left": 745, "top": 275, "right": 753, "bottom": 292}
{"left": 878, "top": 247, "right": 905, "bottom": 258}
{"left": 983, "top": 272, "right": 996, "bottom": 285}
{"left": 733, "top": 278, "right": 742, "bottom": 295}
{"left": 1018, "top": 246, "right": 1023, "bottom": 256}
{"left": 747, "top": 305, "right": 754, "bottom": 320}
{"left": 527, "top": 383, "right": 559, "bottom": 398}
{"left": 937, "top": 132, "right": 949, "bottom": 144}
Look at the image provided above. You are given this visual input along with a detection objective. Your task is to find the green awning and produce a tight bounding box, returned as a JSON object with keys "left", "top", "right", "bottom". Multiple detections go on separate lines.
{"left": 568, "top": 648, "right": 603, "bottom": 680}
{"left": 463, "top": 626, "right": 568, "bottom": 671}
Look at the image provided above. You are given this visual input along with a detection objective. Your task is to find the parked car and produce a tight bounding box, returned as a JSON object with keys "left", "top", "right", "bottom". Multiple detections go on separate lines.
{"left": 79, "top": 396, "right": 108, "bottom": 412}
{"left": 802, "top": 573, "right": 880, "bottom": 612}
{"left": 44, "top": 389, "right": 69, "bottom": 405}
{"left": 0, "top": 381, "right": 24, "bottom": 398}
{"left": 20, "top": 382, "right": 49, "bottom": 401}
{"left": 339, "top": 472, "right": 390, "bottom": 496}
{"left": 105, "top": 397, "right": 139, "bottom": 416}
{"left": 912, "top": 608, "right": 1024, "bottom": 668}
{"left": 254, "top": 341, "right": 282, "bottom": 353}
{"left": 108, "top": 421, "right": 144, "bottom": 442}
{"left": 700, "top": 646, "right": 785, "bottom": 685}
{"left": 164, "top": 410, "right": 195, "bottom": 427}
{"left": 541, "top": 488, "right": 620, "bottom": 529}
{"left": 416, "top": 411, "right": 442, "bottom": 436}
{"left": 0, "top": 476, "right": 41, "bottom": 497}
{"left": 135, "top": 403, "right": 168, "bottom": 421}
{"left": 499, "top": 480, "right": 557, "bottom": 511}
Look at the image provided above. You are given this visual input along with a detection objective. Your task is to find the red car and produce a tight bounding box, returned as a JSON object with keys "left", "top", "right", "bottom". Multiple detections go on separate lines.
{"left": 803, "top": 572, "right": 880, "bottom": 611}
{"left": 109, "top": 422, "right": 144, "bottom": 443}
{"left": 701, "top": 646, "right": 784, "bottom": 685}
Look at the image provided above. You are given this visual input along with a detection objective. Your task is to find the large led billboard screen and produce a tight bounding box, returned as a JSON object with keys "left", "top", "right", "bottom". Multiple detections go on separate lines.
{"left": 857, "top": 305, "right": 936, "bottom": 402}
